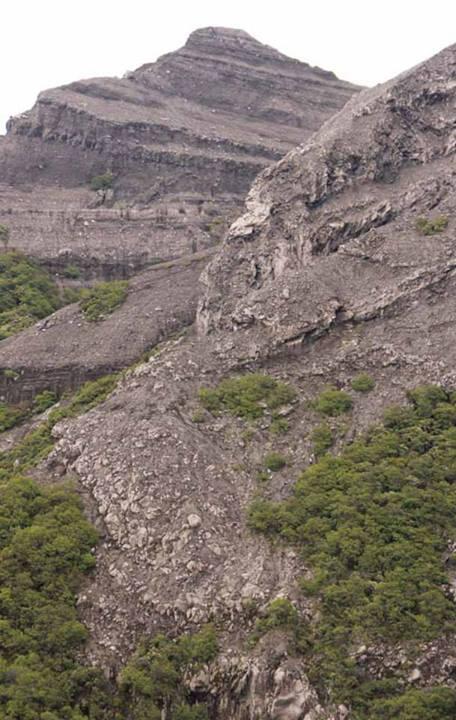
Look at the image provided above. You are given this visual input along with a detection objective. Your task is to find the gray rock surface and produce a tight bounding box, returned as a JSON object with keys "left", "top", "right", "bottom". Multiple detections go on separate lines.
{"left": 18, "top": 36, "right": 456, "bottom": 720}
{"left": 0, "top": 27, "right": 359, "bottom": 275}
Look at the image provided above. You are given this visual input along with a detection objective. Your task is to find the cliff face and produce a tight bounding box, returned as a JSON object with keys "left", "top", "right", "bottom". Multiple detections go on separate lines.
{"left": 38, "top": 42, "right": 456, "bottom": 719}
{"left": 0, "top": 27, "right": 359, "bottom": 276}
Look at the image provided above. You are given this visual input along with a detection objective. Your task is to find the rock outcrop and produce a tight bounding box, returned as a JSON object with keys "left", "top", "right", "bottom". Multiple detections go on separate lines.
{"left": 0, "top": 27, "right": 359, "bottom": 276}
{"left": 38, "top": 41, "right": 456, "bottom": 719}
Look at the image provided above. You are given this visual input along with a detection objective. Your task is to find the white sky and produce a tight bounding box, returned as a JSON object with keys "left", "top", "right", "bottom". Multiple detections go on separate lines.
{"left": 1, "top": 0, "right": 455, "bottom": 132}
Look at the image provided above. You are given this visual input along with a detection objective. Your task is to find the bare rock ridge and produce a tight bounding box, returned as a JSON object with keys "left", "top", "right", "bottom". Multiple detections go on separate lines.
{"left": 0, "top": 27, "right": 359, "bottom": 276}
{"left": 42, "top": 42, "right": 456, "bottom": 719}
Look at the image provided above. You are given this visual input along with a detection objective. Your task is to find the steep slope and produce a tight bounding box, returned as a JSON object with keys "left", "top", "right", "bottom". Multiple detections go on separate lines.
{"left": 34, "top": 42, "right": 456, "bottom": 719}
{"left": 0, "top": 27, "right": 359, "bottom": 277}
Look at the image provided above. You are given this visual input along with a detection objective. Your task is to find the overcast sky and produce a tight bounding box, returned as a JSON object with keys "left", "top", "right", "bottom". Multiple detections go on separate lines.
{"left": 1, "top": 0, "right": 455, "bottom": 131}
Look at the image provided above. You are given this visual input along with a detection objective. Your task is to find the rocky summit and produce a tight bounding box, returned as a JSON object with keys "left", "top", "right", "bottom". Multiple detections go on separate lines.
{"left": 1, "top": 27, "right": 456, "bottom": 720}
{"left": 0, "top": 27, "right": 358, "bottom": 277}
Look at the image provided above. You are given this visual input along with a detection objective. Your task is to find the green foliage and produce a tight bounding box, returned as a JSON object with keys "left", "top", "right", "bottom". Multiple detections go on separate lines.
{"left": 270, "top": 417, "right": 289, "bottom": 434}
{"left": 263, "top": 452, "right": 287, "bottom": 472}
{"left": 0, "top": 403, "right": 27, "bottom": 433}
{"left": 416, "top": 216, "right": 448, "bottom": 235}
{"left": 351, "top": 373, "right": 375, "bottom": 393}
{"left": 89, "top": 171, "right": 114, "bottom": 191}
{"left": 0, "top": 224, "right": 10, "bottom": 248}
{"left": 0, "top": 476, "right": 113, "bottom": 719}
{"left": 3, "top": 369, "right": 19, "bottom": 380}
{"left": 119, "top": 626, "right": 217, "bottom": 719}
{"left": 367, "top": 687, "right": 456, "bottom": 719}
{"left": 199, "top": 374, "right": 296, "bottom": 421}
{"left": 251, "top": 598, "right": 298, "bottom": 640}
{"left": 62, "top": 264, "right": 81, "bottom": 279}
{"left": 0, "top": 374, "right": 119, "bottom": 481}
{"left": 32, "top": 390, "right": 58, "bottom": 414}
{"left": 80, "top": 281, "right": 128, "bottom": 321}
{"left": 311, "top": 423, "right": 334, "bottom": 456}
{"left": 0, "top": 252, "right": 61, "bottom": 340}
{"left": 311, "top": 387, "right": 353, "bottom": 416}
{"left": 248, "top": 385, "right": 456, "bottom": 714}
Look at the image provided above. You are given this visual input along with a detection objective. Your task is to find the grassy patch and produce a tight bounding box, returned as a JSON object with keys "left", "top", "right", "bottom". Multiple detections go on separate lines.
{"left": 311, "top": 387, "right": 353, "bottom": 416}
{"left": 351, "top": 373, "right": 375, "bottom": 393}
{"left": 198, "top": 373, "right": 296, "bottom": 421}
{"left": 0, "top": 252, "right": 61, "bottom": 340}
{"left": 80, "top": 280, "right": 128, "bottom": 321}
{"left": 248, "top": 385, "right": 456, "bottom": 715}
{"left": 416, "top": 216, "right": 448, "bottom": 236}
{"left": 263, "top": 451, "right": 287, "bottom": 472}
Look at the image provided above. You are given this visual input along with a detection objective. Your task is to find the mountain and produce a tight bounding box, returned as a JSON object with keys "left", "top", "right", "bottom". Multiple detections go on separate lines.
{"left": 0, "top": 27, "right": 359, "bottom": 277}
{"left": 35, "top": 41, "right": 456, "bottom": 719}
{"left": 2, "top": 29, "right": 456, "bottom": 720}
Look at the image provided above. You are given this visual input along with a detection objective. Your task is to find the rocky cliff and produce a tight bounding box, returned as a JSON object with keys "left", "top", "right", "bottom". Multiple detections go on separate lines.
{"left": 0, "top": 27, "right": 359, "bottom": 277}
{"left": 33, "top": 41, "right": 456, "bottom": 719}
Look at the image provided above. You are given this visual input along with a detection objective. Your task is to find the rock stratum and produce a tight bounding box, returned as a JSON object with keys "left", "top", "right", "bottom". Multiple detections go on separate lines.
{"left": 0, "top": 27, "right": 358, "bottom": 277}
{"left": 36, "top": 40, "right": 456, "bottom": 719}
{"left": 2, "top": 28, "right": 456, "bottom": 720}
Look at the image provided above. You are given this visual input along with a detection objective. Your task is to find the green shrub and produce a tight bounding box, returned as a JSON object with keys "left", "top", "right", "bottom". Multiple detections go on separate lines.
{"left": 270, "top": 417, "right": 289, "bottom": 434}
{"left": 249, "top": 384, "right": 456, "bottom": 713}
{"left": 366, "top": 687, "right": 456, "bottom": 720}
{"left": 119, "top": 626, "right": 217, "bottom": 719}
{"left": 416, "top": 216, "right": 448, "bottom": 235}
{"left": 0, "top": 251, "right": 61, "bottom": 339}
{"left": 263, "top": 451, "right": 287, "bottom": 471}
{"left": 3, "top": 369, "right": 19, "bottom": 380}
{"left": 32, "top": 390, "right": 58, "bottom": 414}
{"left": 90, "top": 171, "right": 114, "bottom": 191}
{"left": 80, "top": 280, "right": 128, "bottom": 321}
{"left": 312, "top": 387, "right": 353, "bottom": 416}
{"left": 351, "top": 373, "right": 375, "bottom": 393}
{"left": 250, "top": 598, "right": 298, "bottom": 642}
{"left": 311, "top": 422, "right": 334, "bottom": 455}
{"left": 62, "top": 263, "right": 81, "bottom": 279}
{"left": 198, "top": 374, "right": 296, "bottom": 420}
{"left": 0, "top": 402, "right": 27, "bottom": 433}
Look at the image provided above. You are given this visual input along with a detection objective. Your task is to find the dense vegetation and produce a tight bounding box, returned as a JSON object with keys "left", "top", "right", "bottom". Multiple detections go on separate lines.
{"left": 119, "top": 626, "right": 218, "bottom": 719}
{"left": 0, "top": 252, "right": 61, "bottom": 340}
{"left": 80, "top": 281, "right": 129, "bottom": 322}
{"left": 248, "top": 385, "right": 456, "bottom": 717}
{"left": 199, "top": 373, "right": 295, "bottom": 421}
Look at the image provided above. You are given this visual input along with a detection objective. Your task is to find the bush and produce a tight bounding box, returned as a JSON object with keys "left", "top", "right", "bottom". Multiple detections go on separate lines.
{"left": 311, "top": 422, "right": 334, "bottom": 455}
{"left": 312, "top": 387, "right": 353, "bottom": 416}
{"left": 263, "top": 451, "right": 287, "bottom": 471}
{"left": 119, "top": 626, "right": 217, "bottom": 719}
{"left": 62, "top": 263, "right": 81, "bottom": 279}
{"left": 32, "top": 390, "right": 58, "bottom": 414}
{"left": 416, "top": 216, "right": 448, "bottom": 235}
{"left": 249, "top": 384, "right": 456, "bottom": 713}
{"left": 270, "top": 417, "right": 289, "bottom": 434}
{"left": 367, "top": 687, "right": 456, "bottom": 720}
{"left": 80, "top": 280, "right": 128, "bottom": 321}
{"left": 351, "top": 373, "right": 375, "bottom": 393}
{"left": 250, "top": 598, "right": 298, "bottom": 641}
{"left": 0, "top": 251, "right": 61, "bottom": 339}
{"left": 198, "top": 374, "right": 296, "bottom": 420}
{"left": 89, "top": 171, "right": 114, "bottom": 191}
{"left": 0, "top": 402, "right": 27, "bottom": 433}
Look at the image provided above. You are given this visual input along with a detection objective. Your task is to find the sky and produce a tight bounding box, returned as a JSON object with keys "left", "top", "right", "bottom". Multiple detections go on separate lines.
{"left": 1, "top": 0, "right": 455, "bottom": 132}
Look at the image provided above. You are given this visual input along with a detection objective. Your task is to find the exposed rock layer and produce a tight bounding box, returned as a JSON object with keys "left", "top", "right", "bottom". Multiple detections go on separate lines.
{"left": 38, "top": 42, "right": 456, "bottom": 719}
{"left": 0, "top": 28, "right": 359, "bottom": 275}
